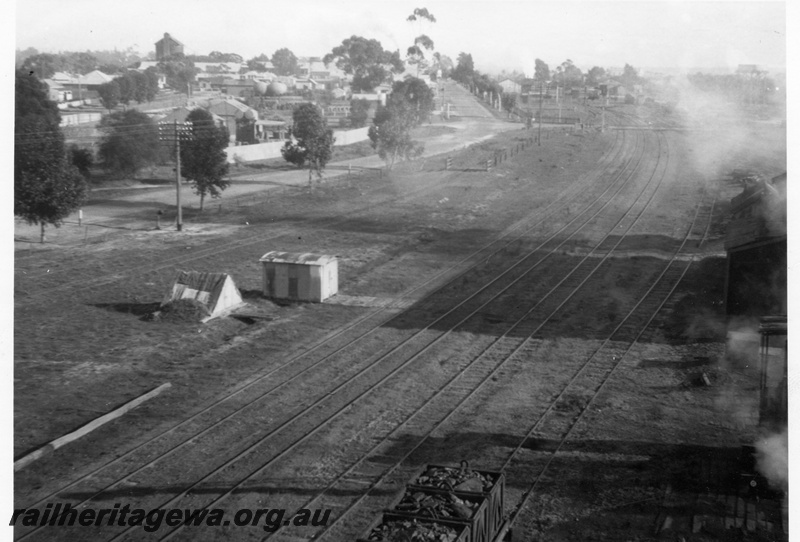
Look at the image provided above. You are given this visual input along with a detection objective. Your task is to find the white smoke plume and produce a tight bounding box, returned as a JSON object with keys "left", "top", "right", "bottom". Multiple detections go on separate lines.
{"left": 754, "top": 427, "right": 788, "bottom": 491}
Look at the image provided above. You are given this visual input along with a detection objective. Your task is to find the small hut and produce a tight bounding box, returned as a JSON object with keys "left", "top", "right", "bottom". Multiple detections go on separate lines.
{"left": 259, "top": 252, "right": 338, "bottom": 302}
{"left": 162, "top": 271, "right": 244, "bottom": 321}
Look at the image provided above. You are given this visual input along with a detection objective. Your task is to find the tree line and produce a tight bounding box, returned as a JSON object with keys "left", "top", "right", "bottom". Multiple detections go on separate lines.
{"left": 14, "top": 69, "right": 232, "bottom": 240}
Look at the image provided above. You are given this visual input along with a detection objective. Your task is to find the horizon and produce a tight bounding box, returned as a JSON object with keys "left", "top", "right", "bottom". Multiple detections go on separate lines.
{"left": 14, "top": 1, "right": 786, "bottom": 78}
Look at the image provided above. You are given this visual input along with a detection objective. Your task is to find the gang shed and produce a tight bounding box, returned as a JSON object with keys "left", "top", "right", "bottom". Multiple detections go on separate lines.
{"left": 259, "top": 251, "right": 338, "bottom": 302}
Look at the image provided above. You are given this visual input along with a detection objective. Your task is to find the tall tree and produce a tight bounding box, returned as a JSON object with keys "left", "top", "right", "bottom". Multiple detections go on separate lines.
{"left": 323, "top": 36, "right": 404, "bottom": 92}
{"left": 553, "top": 59, "right": 583, "bottom": 88}
{"left": 180, "top": 109, "right": 230, "bottom": 211}
{"left": 157, "top": 55, "right": 196, "bottom": 92}
{"left": 271, "top": 48, "right": 299, "bottom": 76}
{"left": 501, "top": 93, "right": 517, "bottom": 116}
{"left": 97, "top": 80, "right": 121, "bottom": 111}
{"left": 349, "top": 98, "right": 371, "bottom": 128}
{"left": 368, "top": 77, "right": 434, "bottom": 168}
{"left": 450, "top": 52, "right": 474, "bottom": 85}
{"left": 406, "top": 7, "right": 437, "bottom": 76}
{"left": 534, "top": 58, "right": 550, "bottom": 83}
{"left": 618, "top": 63, "right": 643, "bottom": 88}
{"left": 65, "top": 52, "right": 98, "bottom": 74}
{"left": 281, "top": 104, "right": 335, "bottom": 184}
{"left": 98, "top": 109, "right": 161, "bottom": 177}
{"left": 431, "top": 52, "right": 454, "bottom": 78}
{"left": 20, "top": 53, "right": 65, "bottom": 79}
{"left": 586, "top": 66, "right": 606, "bottom": 86}
{"left": 15, "top": 70, "right": 88, "bottom": 242}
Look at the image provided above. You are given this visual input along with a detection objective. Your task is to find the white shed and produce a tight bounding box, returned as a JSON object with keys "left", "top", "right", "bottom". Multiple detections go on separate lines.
{"left": 259, "top": 252, "right": 338, "bottom": 302}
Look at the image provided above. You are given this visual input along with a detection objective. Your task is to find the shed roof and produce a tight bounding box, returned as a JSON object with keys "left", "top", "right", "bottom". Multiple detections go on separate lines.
{"left": 255, "top": 120, "right": 287, "bottom": 127}
{"left": 259, "top": 251, "right": 336, "bottom": 265}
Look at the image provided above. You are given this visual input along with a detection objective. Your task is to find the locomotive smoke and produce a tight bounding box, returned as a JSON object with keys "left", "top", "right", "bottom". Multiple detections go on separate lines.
{"left": 755, "top": 427, "right": 788, "bottom": 491}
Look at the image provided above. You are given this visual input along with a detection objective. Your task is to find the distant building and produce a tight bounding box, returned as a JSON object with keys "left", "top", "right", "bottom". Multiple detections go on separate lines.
{"left": 498, "top": 79, "right": 522, "bottom": 94}
{"left": 206, "top": 98, "right": 258, "bottom": 141}
{"left": 156, "top": 33, "right": 184, "bottom": 60}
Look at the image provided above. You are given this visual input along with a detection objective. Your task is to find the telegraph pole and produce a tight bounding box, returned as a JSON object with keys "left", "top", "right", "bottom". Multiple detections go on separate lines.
{"left": 158, "top": 121, "right": 192, "bottom": 231}
{"left": 538, "top": 81, "right": 544, "bottom": 145}
{"left": 175, "top": 121, "right": 183, "bottom": 231}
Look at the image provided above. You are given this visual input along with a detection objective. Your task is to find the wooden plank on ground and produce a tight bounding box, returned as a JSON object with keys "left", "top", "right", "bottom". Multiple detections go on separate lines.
{"left": 15, "top": 382, "right": 172, "bottom": 471}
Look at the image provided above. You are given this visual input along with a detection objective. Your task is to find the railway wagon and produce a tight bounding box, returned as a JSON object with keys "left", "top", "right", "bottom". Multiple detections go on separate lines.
{"left": 259, "top": 251, "right": 338, "bottom": 302}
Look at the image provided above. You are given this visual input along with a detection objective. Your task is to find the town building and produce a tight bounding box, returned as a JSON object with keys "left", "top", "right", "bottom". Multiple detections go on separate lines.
{"left": 156, "top": 32, "right": 184, "bottom": 60}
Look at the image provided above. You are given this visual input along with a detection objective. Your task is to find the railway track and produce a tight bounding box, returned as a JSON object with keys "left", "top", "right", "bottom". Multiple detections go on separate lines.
{"left": 15, "top": 128, "right": 633, "bottom": 537}
{"left": 255, "top": 129, "right": 679, "bottom": 542}
{"left": 15, "top": 123, "right": 647, "bottom": 542}
{"left": 269, "top": 129, "right": 716, "bottom": 542}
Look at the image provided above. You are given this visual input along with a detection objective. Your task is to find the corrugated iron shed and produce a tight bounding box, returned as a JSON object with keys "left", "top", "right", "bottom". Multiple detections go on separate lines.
{"left": 259, "top": 252, "right": 336, "bottom": 266}
{"left": 162, "top": 271, "right": 244, "bottom": 321}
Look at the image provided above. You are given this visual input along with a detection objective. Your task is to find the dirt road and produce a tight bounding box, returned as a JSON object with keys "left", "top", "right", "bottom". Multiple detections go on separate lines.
{"left": 14, "top": 81, "right": 518, "bottom": 246}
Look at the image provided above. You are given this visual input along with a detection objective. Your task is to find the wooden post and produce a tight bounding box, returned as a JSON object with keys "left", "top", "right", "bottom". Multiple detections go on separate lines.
{"left": 15, "top": 383, "right": 172, "bottom": 471}
{"left": 538, "top": 81, "right": 544, "bottom": 146}
{"left": 175, "top": 121, "right": 183, "bottom": 231}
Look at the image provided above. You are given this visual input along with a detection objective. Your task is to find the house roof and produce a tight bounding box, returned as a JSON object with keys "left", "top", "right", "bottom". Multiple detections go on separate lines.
{"left": 138, "top": 61, "right": 160, "bottom": 71}
{"left": 207, "top": 99, "right": 257, "bottom": 119}
{"left": 194, "top": 62, "right": 244, "bottom": 73}
{"left": 157, "top": 106, "right": 224, "bottom": 125}
{"left": 259, "top": 251, "right": 337, "bottom": 266}
{"left": 42, "top": 79, "right": 65, "bottom": 90}
{"left": 78, "top": 70, "right": 115, "bottom": 86}
{"left": 255, "top": 120, "right": 287, "bottom": 127}
{"left": 157, "top": 33, "right": 183, "bottom": 47}
{"left": 51, "top": 71, "right": 76, "bottom": 83}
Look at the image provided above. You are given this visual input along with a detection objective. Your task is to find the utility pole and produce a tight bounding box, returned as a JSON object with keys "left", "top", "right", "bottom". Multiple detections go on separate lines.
{"left": 158, "top": 121, "right": 192, "bottom": 231}
{"left": 556, "top": 86, "right": 562, "bottom": 121}
{"left": 538, "top": 81, "right": 544, "bottom": 145}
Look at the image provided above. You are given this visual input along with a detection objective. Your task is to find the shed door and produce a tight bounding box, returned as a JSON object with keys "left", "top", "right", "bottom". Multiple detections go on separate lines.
{"left": 288, "top": 264, "right": 299, "bottom": 299}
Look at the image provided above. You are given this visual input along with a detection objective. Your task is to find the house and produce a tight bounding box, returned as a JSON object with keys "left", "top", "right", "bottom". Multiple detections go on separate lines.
{"left": 498, "top": 79, "right": 522, "bottom": 94}
{"left": 194, "top": 62, "right": 245, "bottom": 75}
{"left": 77, "top": 70, "right": 116, "bottom": 89}
{"left": 155, "top": 106, "right": 226, "bottom": 128}
{"left": 206, "top": 98, "right": 258, "bottom": 141}
{"left": 294, "top": 78, "right": 319, "bottom": 91}
{"left": 253, "top": 119, "right": 288, "bottom": 142}
{"left": 204, "top": 78, "right": 257, "bottom": 98}
{"left": 156, "top": 32, "right": 184, "bottom": 60}
{"left": 296, "top": 57, "right": 346, "bottom": 80}
{"left": 57, "top": 70, "right": 117, "bottom": 100}
{"left": 239, "top": 70, "right": 275, "bottom": 81}
{"left": 42, "top": 79, "right": 73, "bottom": 102}
{"left": 252, "top": 59, "right": 276, "bottom": 73}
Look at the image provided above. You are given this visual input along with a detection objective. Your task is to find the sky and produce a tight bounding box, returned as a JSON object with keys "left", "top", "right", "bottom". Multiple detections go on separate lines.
{"left": 13, "top": 0, "right": 787, "bottom": 76}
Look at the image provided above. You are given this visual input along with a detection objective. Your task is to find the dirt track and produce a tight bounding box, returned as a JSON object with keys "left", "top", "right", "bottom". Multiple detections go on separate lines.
{"left": 13, "top": 89, "right": 787, "bottom": 541}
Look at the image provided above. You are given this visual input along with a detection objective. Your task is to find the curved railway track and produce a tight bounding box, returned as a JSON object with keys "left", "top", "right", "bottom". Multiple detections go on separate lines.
{"left": 15, "top": 129, "right": 633, "bottom": 537}
{"left": 266, "top": 129, "right": 716, "bottom": 542}
{"left": 252, "top": 129, "right": 681, "bottom": 542}
{"left": 16, "top": 120, "right": 714, "bottom": 542}
{"left": 15, "top": 127, "right": 648, "bottom": 542}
